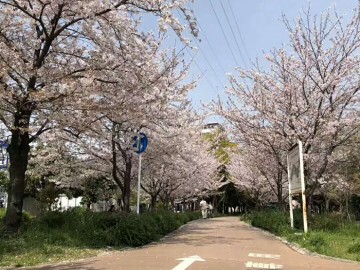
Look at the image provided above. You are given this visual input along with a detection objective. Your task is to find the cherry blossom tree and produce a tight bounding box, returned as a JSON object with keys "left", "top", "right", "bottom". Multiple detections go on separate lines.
{"left": 317, "top": 135, "right": 360, "bottom": 216}
{"left": 141, "top": 127, "right": 219, "bottom": 209}
{"left": 0, "top": 0, "right": 198, "bottom": 231}
{"left": 228, "top": 147, "right": 283, "bottom": 208}
{"left": 57, "top": 42, "right": 199, "bottom": 211}
{"left": 213, "top": 6, "right": 360, "bottom": 207}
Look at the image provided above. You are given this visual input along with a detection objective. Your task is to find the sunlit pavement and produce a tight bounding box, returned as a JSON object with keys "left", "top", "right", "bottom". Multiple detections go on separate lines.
{"left": 29, "top": 217, "right": 360, "bottom": 270}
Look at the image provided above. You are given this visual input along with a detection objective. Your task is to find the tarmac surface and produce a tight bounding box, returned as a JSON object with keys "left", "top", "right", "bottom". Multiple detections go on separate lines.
{"left": 30, "top": 216, "right": 360, "bottom": 270}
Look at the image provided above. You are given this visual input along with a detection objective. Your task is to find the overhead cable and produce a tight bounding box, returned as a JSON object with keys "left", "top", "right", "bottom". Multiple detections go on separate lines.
{"left": 219, "top": 0, "right": 248, "bottom": 68}
{"left": 208, "top": 0, "right": 240, "bottom": 67}
{"left": 227, "top": 0, "right": 251, "bottom": 64}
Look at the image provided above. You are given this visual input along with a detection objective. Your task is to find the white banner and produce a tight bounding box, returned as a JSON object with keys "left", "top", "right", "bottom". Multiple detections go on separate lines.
{"left": 287, "top": 140, "right": 308, "bottom": 233}
{"left": 287, "top": 144, "right": 301, "bottom": 194}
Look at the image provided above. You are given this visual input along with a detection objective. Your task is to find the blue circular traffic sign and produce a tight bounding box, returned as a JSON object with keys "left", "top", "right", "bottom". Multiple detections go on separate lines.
{"left": 133, "top": 133, "right": 148, "bottom": 154}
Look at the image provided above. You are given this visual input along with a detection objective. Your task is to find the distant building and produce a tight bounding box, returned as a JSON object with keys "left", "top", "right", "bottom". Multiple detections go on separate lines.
{"left": 201, "top": 123, "right": 224, "bottom": 134}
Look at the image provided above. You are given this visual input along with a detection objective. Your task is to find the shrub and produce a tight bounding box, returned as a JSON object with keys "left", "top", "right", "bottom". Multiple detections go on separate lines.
{"left": 39, "top": 211, "right": 66, "bottom": 229}
{"left": 348, "top": 243, "right": 360, "bottom": 254}
{"left": 293, "top": 208, "right": 303, "bottom": 230}
{"left": 308, "top": 234, "right": 327, "bottom": 250}
{"left": 309, "top": 214, "right": 342, "bottom": 231}
{"left": 250, "top": 210, "right": 291, "bottom": 235}
{"left": 0, "top": 208, "right": 5, "bottom": 221}
{"left": 1, "top": 209, "right": 201, "bottom": 252}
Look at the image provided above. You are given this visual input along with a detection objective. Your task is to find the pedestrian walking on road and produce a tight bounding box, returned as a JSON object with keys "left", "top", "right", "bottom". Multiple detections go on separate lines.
{"left": 200, "top": 199, "right": 208, "bottom": 219}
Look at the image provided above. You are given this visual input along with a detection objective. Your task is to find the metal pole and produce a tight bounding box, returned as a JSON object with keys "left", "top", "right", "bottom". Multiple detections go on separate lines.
{"left": 298, "top": 140, "right": 308, "bottom": 233}
{"left": 136, "top": 154, "right": 142, "bottom": 215}
{"left": 287, "top": 154, "right": 294, "bottom": 229}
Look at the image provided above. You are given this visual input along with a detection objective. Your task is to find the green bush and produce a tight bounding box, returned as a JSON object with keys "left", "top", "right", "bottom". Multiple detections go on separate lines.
{"left": 0, "top": 208, "right": 5, "bottom": 220}
{"left": 309, "top": 214, "right": 342, "bottom": 231}
{"left": 250, "top": 210, "right": 291, "bottom": 235}
{"left": 293, "top": 208, "right": 303, "bottom": 230}
{"left": 308, "top": 234, "right": 327, "bottom": 250}
{"left": 246, "top": 210, "right": 346, "bottom": 234}
{"left": 245, "top": 210, "right": 360, "bottom": 262}
{"left": 16, "top": 209, "right": 199, "bottom": 248}
{"left": 0, "top": 207, "right": 202, "bottom": 268}
{"left": 39, "top": 211, "right": 66, "bottom": 228}
{"left": 348, "top": 243, "right": 360, "bottom": 254}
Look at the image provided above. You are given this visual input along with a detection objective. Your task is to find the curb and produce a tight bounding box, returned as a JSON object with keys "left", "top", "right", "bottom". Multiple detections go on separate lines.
{"left": 241, "top": 220, "right": 360, "bottom": 265}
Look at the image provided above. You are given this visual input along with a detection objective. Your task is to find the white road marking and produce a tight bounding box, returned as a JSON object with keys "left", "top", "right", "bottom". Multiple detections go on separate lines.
{"left": 245, "top": 261, "right": 283, "bottom": 269}
{"left": 248, "top": 253, "right": 280, "bottom": 259}
{"left": 172, "top": 255, "right": 205, "bottom": 270}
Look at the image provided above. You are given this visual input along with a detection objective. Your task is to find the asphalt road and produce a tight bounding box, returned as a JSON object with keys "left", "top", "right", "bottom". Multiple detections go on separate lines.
{"left": 30, "top": 216, "right": 360, "bottom": 270}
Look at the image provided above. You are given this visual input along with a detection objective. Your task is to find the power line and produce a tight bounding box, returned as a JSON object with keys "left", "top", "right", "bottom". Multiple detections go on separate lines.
{"left": 227, "top": 0, "right": 251, "bottom": 64}
{"left": 176, "top": 9, "right": 223, "bottom": 93}
{"left": 192, "top": 39, "right": 225, "bottom": 87}
{"left": 186, "top": 3, "right": 227, "bottom": 75}
{"left": 194, "top": 61, "right": 219, "bottom": 96}
{"left": 219, "top": 0, "right": 248, "bottom": 68}
{"left": 208, "top": 0, "right": 240, "bottom": 67}
{"left": 185, "top": 47, "right": 219, "bottom": 96}
{"left": 197, "top": 24, "right": 227, "bottom": 75}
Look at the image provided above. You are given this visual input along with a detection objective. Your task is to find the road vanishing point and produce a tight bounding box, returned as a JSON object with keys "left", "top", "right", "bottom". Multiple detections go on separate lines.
{"left": 29, "top": 217, "right": 360, "bottom": 270}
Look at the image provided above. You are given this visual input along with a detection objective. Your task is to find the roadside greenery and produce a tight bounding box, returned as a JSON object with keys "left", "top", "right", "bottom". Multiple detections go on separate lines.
{"left": 243, "top": 210, "right": 360, "bottom": 262}
{"left": 0, "top": 208, "right": 201, "bottom": 267}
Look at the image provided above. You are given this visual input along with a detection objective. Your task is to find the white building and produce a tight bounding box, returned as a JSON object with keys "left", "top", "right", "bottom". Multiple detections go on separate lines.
{"left": 201, "top": 123, "right": 224, "bottom": 134}
{"left": 57, "top": 194, "right": 83, "bottom": 211}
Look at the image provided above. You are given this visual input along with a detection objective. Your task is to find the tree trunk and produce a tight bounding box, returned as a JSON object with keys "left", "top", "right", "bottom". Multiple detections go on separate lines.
{"left": 345, "top": 194, "right": 351, "bottom": 220}
{"left": 307, "top": 195, "right": 312, "bottom": 215}
{"left": 276, "top": 168, "right": 284, "bottom": 210}
{"left": 150, "top": 194, "right": 157, "bottom": 211}
{"left": 122, "top": 159, "right": 132, "bottom": 212}
{"left": 4, "top": 128, "right": 31, "bottom": 232}
{"left": 325, "top": 198, "right": 330, "bottom": 213}
{"left": 86, "top": 201, "right": 91, "bottom": 210}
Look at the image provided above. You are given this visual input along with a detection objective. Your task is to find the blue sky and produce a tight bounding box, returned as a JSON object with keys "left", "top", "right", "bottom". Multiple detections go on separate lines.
{"left": 181, "top": 0, "right": 359, "bottom": 112}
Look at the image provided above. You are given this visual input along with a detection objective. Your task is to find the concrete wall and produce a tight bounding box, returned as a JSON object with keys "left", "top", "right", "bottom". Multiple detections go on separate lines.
{"left": 57, "top": 194, "right": 83, "bottom": 211}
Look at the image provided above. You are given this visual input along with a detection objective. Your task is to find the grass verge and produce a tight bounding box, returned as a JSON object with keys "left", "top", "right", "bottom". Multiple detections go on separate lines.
{"left": 242, "top": 210, "right": 360, "bottom": 262}
{"left": 0, "top": 208, "right": 201, "bottom": 267}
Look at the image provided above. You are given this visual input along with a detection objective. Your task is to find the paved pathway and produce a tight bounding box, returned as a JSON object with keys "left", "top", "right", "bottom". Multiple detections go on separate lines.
{"left": 30, "top": 217, "right": 360, "bottom": 270}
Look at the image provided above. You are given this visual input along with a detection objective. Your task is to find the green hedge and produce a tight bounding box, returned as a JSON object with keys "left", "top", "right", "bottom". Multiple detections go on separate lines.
{"left": 309, "top": 213, "right": 343, "bottom": 231}
{"left": 244, "top": 209, "right": 349, "bottom": 235}
{"left": 1, "top": 208, "right": 201, "bottom": 248}
{"left": 248, "top": 210, "right": 292, "bottom": 235}
{"left": 0, "top": 208, "right": 5, "bottom": 219}
{"left": 242, "top": 210, "right": 360, "bottom": 262}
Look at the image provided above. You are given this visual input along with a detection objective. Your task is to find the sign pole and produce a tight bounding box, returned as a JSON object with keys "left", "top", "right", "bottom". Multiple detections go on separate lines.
{"left": 132, "top": 132, "right": 147, "bottom": 215}
{"left": 287, "top": 154, "right": 294, "bottom": 229}
{"left": 298, "top": 140, "right": 308, "bottom": 233}
{"left": 136, "top": 153, "right": 142, "bottom": 215}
